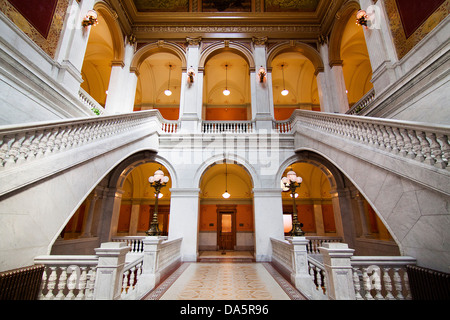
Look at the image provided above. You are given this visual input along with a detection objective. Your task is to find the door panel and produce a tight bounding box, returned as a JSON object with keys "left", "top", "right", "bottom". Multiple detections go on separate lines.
{"left": 218, "top": 210, "right": 236, "bottom": 250}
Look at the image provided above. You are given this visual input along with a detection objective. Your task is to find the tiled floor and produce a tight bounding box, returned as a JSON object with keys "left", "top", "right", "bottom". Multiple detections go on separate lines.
{"left": 143, "top": 251, "right": 306, "bottom": 300}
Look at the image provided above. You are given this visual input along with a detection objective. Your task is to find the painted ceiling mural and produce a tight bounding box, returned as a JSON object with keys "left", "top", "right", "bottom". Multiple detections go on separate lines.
{"left": 131, "top": 0, "right": 320, "bottom": 12}
{"left": 132, "top": 0, "right": 189, "bottom": 12}
{"left": 265, "top": 0, "right": 320, "bottom": 12}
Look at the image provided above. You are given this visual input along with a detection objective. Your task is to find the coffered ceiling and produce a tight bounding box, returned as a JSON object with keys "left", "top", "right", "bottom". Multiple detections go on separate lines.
{"left": 108, "top": 0, "right": 346, "bottom": 41}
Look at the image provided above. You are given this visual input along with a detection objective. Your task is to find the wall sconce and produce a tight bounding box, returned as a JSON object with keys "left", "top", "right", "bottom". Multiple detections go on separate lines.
{"left": 258, "top": 66, "right": 266, "bottom": 83}
{"left": 187, "top": 67, "right": 195, "bottom": 83}
{"left": 356, "top": 9, "right": 368, "bottom": 28}
{"left": 82, "top": 10, "right": 98, "bottom": 27}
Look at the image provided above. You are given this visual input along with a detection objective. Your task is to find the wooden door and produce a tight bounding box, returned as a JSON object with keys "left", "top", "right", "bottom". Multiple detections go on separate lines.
{"left": 217, "top": 206, "right": 236, "bottom": 251}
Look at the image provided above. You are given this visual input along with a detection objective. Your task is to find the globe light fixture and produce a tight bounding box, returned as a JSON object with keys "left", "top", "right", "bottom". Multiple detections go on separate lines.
{"left": 281, "top": 168, "right": 305, "bottom": 236}
{"left": 281, "top": 64, "right": 289, "bottom": 96}
{"left": 222, "top": 161, "right": 231, "bottom": 199}
{"left": 165, "top": 64, "right": 173, "bottom": 96}
{"left": 223, "top": 64, "right": 230, "bottom": 96}
{"left": 82, "top": 10, "right": 98, "bottom": 27}
{"left": 146, "top": 168, "right": 169, "bottom": 236}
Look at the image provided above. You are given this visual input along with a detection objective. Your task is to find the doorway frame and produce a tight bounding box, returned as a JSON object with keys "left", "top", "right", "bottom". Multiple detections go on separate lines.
{"left": 216, "top": 204, "right": 237, "bottom": 251}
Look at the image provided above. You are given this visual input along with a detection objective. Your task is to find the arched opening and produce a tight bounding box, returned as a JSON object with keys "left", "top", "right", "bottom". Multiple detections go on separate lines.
{"left": 50, "top": 152, "right": 175, "bottom": 255}
{"left": 280, "top": 162, "right": 336, "bottom": 236}
{"left": 202, "top": 50, "right": 251, "bottom": 120}
{"left": 117, "top": 162, "right": 172, "bottom": 236}
{"left": 281, "top": 151, "right": 400, "bottom": 256}
{"left": 271, "top": 52, "right": 320, "bottom": 120}
{"left": 198, "top": 161, "right": 254, "bottom": 253}
{"left": 340, "top": 9, "right": 373, "bottom": 107}
{"left": 80, "top": 12, "right": 115, "bottom": 107}
{"left": 133, "top": 52, "right": 183, "bottom": 120}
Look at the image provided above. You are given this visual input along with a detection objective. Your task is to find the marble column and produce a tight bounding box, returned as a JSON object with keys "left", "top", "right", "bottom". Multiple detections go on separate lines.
{"left": 168, "top": 188, "right": 200, "bottom": 261}
{"left": 331, "top": 188, "right": 356, "bottom": 249}
{"left": 80, "top": 191, "right": 99, "bottom": 238}
{"left": 251, "top": 37, "right": 273, "bottom": 131}
{"left": 104, "top": 40, "right": 137, "bottom": 114}
{"left": 317, "top": 42, "right": 349, "bottom": 113}
{"left": 179, "top": 37, "right": 202, "bottom": 133}
{"left": 53, "top": 0, "right": 96, "bottom": 95}
{"left": 253, "top": 188, "right": 285, "bottom": 261}
{"left": 313, "top": 202, "right": 325, "bottom": 235}
{"left": 98, "top": 188, "right": 124, "bottom": 243}
{"left": 358, "top": 0, "right": 398, "bottom": 95}
{"left": 128, "top": 202, "right": 141, "bottom": 235}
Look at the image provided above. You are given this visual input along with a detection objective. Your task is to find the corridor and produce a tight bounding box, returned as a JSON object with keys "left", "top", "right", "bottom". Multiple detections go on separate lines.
{"left": 143, "top": 252, "right": 307, "bottom": 300}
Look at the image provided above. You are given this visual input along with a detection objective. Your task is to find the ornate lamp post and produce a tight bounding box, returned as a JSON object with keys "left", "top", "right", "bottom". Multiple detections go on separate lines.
{"left": 146, "top": 168, "right": 169, "bottom": 236}
{"left": 281, "top": 169, "right": 305, "bottom": 236}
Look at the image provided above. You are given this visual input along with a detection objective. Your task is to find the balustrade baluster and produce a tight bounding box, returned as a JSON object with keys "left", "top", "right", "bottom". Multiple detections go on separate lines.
{"left": 66, "top": 269, "right": 77, "bottom": 300}
{"left": 3, "top": 134, "right": 19, "bottom": 167}
{"left": 437, "top": 134, "right": 450, "bottom": 169}
{"left": 362, "top": 267, "right": 374, "bottom": 300}
{"left": 427, "top": 132, "right": 446, "bottom": 169}
{"left": 393, "top": 268, "right": 404, "bottom": 300}
{"left": 352, "top": 268, "right": 363, "bottom": 300}
{"left": 409, "top": 129, "right": 423, "bottom": 162}
{"left": 56, "top": 266, "right": 67, "bottom": 299}
{"left": 85, "top": 268, "right": 96, "bottom": 300}
{"left": 418, "top": 131, "right": 434, "bottom": 165}
{"left": 44, "top": 266, "right": 57, "bottom": 300}
{"left": 76, "top": 267, "right": 87, "bottom": 300}
{"left": 383, "top": 267, "right": 395, "bottom": 300}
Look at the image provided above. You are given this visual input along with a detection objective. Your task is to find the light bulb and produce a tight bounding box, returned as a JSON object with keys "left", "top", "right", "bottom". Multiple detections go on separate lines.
{"left": 164, "top": 89, "right": 172, "bottom": 96}
{"left": 222, "top": 191, "right": 230, "bottom": 199}
{"left": 281, "top": 89, "right": 289, "bottom": 96}
{"left": 223, "top": 89, "right": 230, "bottom": 96}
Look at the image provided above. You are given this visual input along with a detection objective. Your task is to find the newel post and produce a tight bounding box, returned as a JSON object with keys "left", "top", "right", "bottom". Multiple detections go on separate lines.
{"left": 136, "top": 236, "right": 164, "bottom": 295}
{"left": 319, "top": 242, "right": 356, "bottom": 300}
{"left": 288, "top": 237, "right": 314, "bottom": 298}
{"left": 93, "top": 242, "right": 130, "bottom": 300}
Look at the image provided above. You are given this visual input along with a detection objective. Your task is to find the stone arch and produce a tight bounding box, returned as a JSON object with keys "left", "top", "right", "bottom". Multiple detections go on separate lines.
{"left": 130, "top": 41, "right": 187, "bottom": 75}
{"left": 93, "top": 1, "right": 125, "bottom": 63}
{"left": 276, "top": 151, "right": 346, "bottom": 191}
{"left": 107, "top": 150, "right": 178, "bottom": 190}
{"left": 267, "top": 41, "right": 324, "bottom": 75}
{"left": 194, "top": 153, "right": 260, "bottom": 189}
{"left": 199, "top": 41, "right": 255, "bottom": 72}
{"left": 328, "top": 0, "right": 361, "bottom": 66}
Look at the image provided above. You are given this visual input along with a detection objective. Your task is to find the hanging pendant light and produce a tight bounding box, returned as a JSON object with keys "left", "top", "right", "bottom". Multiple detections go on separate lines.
{"left": 222, "top": 161, "right": 230, "bottom": 198}
{"left": 281, "top": 64, "right": 289, "bottom": 96}
{"left": 165, "top": 64, "right": 172, "bottom": 96}
{"left": 223, "top": 64, "right": 230, "bottom": 96}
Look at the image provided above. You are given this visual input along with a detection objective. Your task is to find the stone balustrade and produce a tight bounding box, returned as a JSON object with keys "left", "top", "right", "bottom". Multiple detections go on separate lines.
{"left": 271, "top": 237, "right": 417, "bottom": 300}
{"left": 202, "top": 121, "right": 254, "bottom": 133}
{"left": 0, "top": 110, "right": 161, "bottom": 171}
{"left": 78, "top": 87, "right": 106, "bottom": 116}
{"left": 305, "top": 236, "right": 343, "bottom": 254}
{"left": 351, "top": 256, "right": 416, "bottom": 300}
{"left": 346, "top": 88, "right": 375, "bottom": 115}
{"left": 34, "top": 255, "right": 98, "bottom": 300}
{"left": 294, "top": 109, "right": 450, "bottom": 170}
{"left": 33, "top": 236, "right": 182, "bottom": 300}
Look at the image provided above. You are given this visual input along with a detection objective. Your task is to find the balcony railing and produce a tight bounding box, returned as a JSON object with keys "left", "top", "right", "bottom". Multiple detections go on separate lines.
{"left": 202, "top": 121, "right": 254, "bottom": 133}
{"left": 271, "top": 237, "right": 417, "bottom": 300}
{"left": 33, "top": 237, "right": 182, "bottom": 300}
{"left": 346, "top": 88, "right": 375, "bottom": 115}
{"left": 294, "top": 109, "right": 450, "bottom": 170}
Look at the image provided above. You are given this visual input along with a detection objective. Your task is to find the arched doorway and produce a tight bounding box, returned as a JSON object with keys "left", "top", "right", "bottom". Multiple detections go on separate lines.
{"left": 202, "top": 51, "right": 251, "bottom": 120}
{"left": 280, "top": 151, "right": 400, "bottom": 256}
{"left": 271, "top": 52, "right": 320, "bottom": 120}
{"left": 198, "top": 161, "right": 254, "bottom": 253}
